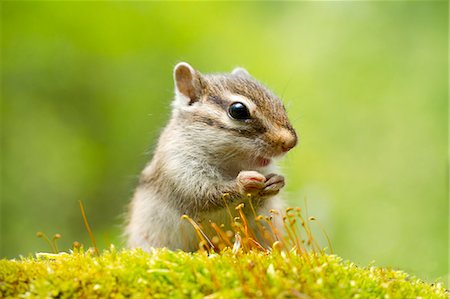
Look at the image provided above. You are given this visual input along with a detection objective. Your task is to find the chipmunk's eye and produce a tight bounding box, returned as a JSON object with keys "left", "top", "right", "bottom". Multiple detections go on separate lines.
{"left": 228, "top": 102, "right": 251, "bottom": 120}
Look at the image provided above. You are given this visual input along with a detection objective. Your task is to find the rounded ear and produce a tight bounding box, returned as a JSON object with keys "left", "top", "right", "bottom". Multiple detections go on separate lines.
{"left": 231, "top": 67, "right": 250, "bottom": 77}
{"left": 174, "top": 62, "right": 203, "bottom": 105}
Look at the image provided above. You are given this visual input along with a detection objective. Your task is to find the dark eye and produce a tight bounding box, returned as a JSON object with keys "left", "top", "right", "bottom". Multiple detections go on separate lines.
{"left": 228, "top": 102, "right": 251, "bottom": 120}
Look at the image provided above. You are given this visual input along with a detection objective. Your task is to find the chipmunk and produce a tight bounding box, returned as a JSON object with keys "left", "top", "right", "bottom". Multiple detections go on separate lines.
{"left": 126, "top": 62, "right": 298, "bottom": 251}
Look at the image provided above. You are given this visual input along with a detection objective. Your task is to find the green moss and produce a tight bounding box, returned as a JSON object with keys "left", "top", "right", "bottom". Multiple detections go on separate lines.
{"left": 0, "top": 247, "right": 447, "bottom": 298}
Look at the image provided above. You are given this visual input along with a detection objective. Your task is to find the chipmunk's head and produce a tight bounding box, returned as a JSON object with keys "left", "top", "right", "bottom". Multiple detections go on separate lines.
{"left": 172, "top": 62, "right": 297, "bottom": 169}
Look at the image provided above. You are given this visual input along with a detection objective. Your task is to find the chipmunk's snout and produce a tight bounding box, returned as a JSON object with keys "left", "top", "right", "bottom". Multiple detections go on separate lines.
{"left": 277, "top": 128, "right": 298, "bottom": 153}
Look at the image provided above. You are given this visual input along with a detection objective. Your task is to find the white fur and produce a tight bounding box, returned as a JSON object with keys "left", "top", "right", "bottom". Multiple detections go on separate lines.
{"left": 126, "top": 188, "right": 198, "bottom": 251}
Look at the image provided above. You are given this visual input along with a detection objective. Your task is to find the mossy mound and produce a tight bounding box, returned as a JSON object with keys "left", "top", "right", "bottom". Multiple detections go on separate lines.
{"left": 0, "top": 247, "right": 447, "bottom": 299}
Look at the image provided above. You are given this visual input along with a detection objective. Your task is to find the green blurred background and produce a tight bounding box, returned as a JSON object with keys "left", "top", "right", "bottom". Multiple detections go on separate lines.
{"left": 1, "top": 2, "right": 448, "bottom": 281}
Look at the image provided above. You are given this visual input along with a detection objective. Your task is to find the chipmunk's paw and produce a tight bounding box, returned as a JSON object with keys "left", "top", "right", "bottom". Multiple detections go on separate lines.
{"left": 260, "top": 173, "right": 285, "bottom": 196}
{"left": 237, "top": 171, "right": 266, "bottom": 194}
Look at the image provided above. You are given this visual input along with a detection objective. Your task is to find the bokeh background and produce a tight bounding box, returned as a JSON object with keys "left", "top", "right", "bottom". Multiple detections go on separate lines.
{"left": 2, "top": 2, "right": 448, "bottom": 281}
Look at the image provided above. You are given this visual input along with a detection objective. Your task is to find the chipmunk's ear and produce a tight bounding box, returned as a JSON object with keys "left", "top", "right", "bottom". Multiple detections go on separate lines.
{"left": 174, "top": 62, "right": 203, "bottom": 105}
{"left": 231, "top": 67, "right": 250, "bottom": 78}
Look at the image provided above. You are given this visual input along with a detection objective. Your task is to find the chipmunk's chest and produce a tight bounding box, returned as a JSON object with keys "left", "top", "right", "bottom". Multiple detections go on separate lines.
{"left": 194, "top": 198, "right": 257, "bottom": 236}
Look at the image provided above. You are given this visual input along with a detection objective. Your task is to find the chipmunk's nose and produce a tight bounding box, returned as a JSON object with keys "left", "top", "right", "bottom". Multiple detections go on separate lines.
{"left": 279, "top": 129, "right": 298, "bottom": 153}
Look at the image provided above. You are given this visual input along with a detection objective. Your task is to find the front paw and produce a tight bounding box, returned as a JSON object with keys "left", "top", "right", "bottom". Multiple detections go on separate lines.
{"left": 237, "top": 171, "right": 266, "bottom": 195}
{"left": 236, "top": 171, "right": 285, "bottom": 197}
{"left": 260, "top": 173, "right": 285, "bottom": 196}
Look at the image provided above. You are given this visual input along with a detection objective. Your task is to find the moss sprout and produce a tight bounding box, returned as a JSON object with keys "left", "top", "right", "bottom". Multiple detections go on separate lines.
{"left": 2, "top": 203, "right": 447, "bottom": 298}
{"left": 1, "top": 248, "right": 447, "bottom": 298}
